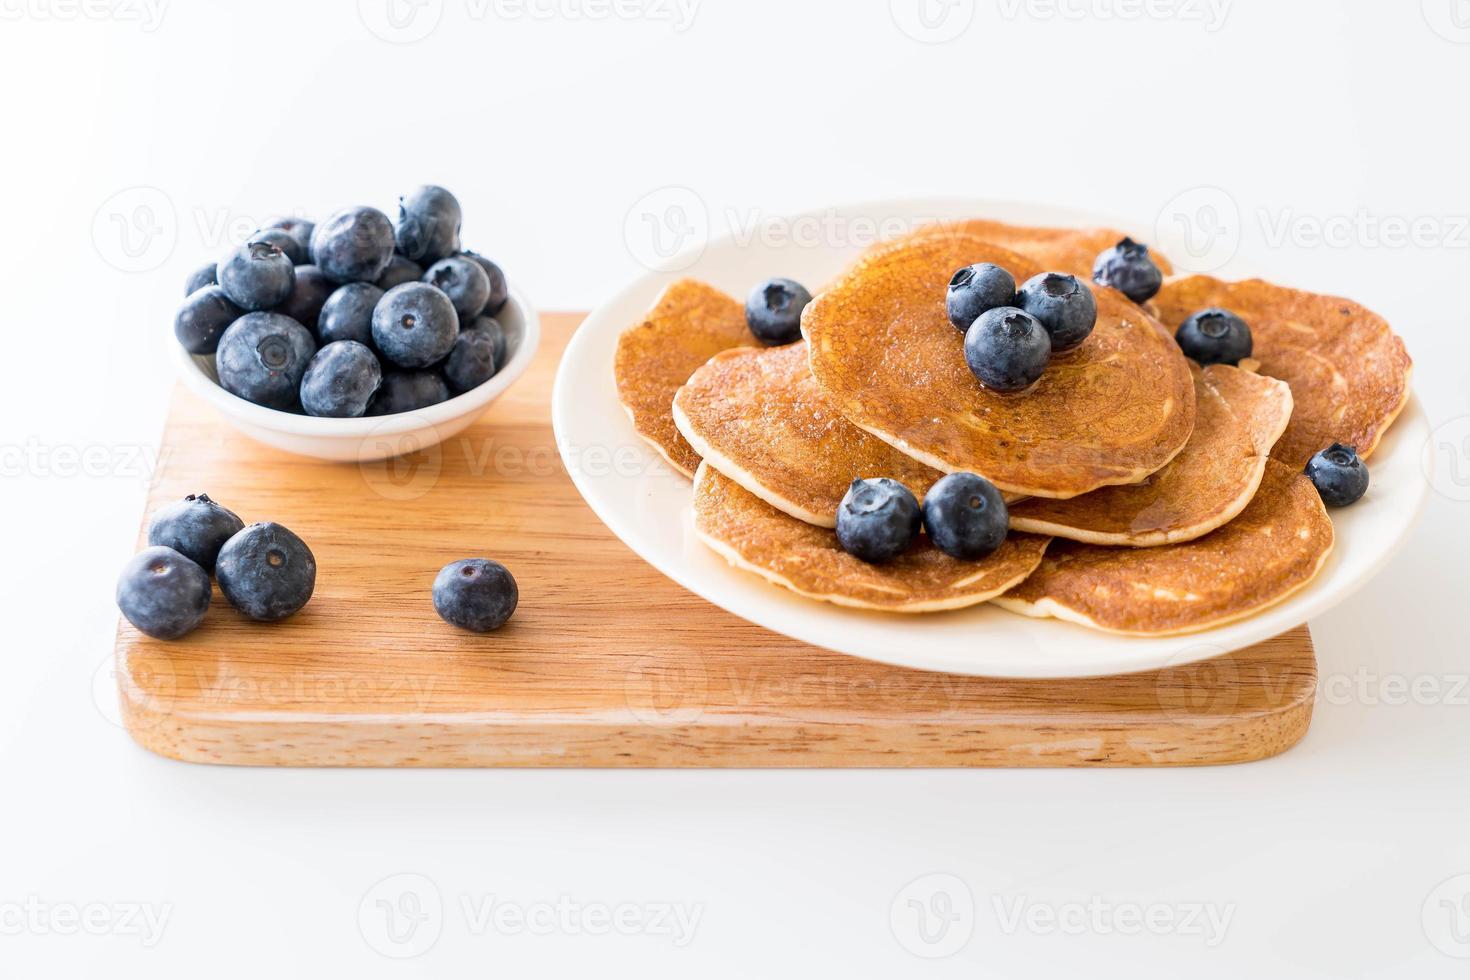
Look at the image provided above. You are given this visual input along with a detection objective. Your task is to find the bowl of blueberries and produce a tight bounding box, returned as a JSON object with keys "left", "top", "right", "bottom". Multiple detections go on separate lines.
{"left": 173, "top": 185, "right": 539, "bottom": 462}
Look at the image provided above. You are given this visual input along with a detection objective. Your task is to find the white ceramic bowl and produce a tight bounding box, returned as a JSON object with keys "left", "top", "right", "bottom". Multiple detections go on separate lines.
{"left": 176, "top": 285, "right": 540, "bottom": 461}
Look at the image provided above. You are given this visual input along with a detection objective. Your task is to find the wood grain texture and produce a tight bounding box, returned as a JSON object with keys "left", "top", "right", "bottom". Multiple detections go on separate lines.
{"left": 114, "top": 313, "right": 1318, "bottom": 767}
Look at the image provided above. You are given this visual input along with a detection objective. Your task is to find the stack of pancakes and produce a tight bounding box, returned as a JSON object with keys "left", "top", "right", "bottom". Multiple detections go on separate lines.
{"left": 613, "top": 219, "right": 1412, "bottom": 636}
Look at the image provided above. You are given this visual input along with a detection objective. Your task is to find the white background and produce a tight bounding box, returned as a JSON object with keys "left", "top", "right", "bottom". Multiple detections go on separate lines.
{"left": 3, "top": 0, "right": 1470, "bottom": 975}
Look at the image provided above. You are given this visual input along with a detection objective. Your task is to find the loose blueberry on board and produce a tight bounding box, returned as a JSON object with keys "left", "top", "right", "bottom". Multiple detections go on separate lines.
{"left": 460, "top": 251, "right": 508, "bottom": 316}
{"left": 217, "top": 240, "right": 296, "bottom": 311}
{"left": 947, "top": 263, "right": 1016, "bottom": 331}
{"left": 317, "top": 282, "right": 384, "bottom": 346}
{"left": 274, "top": 264, "right": 336, "bottom": 330}
{"left": 1016, "top": 272, "right": 1097, "bottom": 353}
{"left": 922, "top": 472, "right": 1008, "bottom": 560}
{"left": 216, "top": 522, "right": 317, "bottom": 622}
{"left": 1092, "top": 237, "right": 1163, "bottom": 304}
{"left": 312, "top": 206, "right": 396, "bottom": 284}
{"left": 964, "top": 307, "right": 1052, "bottom": 393}
{"left": 371, "top": 282, "right": 459, "bottom": 368}
{"left": 300, "top": 340, "right": 383, "bottom": 418}
{"left": 466, "top": 315, "right": 507, "bottom": 369}
{"left": 185, "top": 262, "right": 217, "bottom": 296}
{"left": 249, "top": 227, "right": 307, "bottom": 266}
{"left": 375, "top": 254, "right": 424, "bottom": 291}
{"left": 432, "top": 559, "right": 518, "bottom": 632}
{"left": 369, "top": 370, "right": 450, "bottom": 415}
{"left": 146, "top": 492, "right": 245, "bottom": 572}
{"left": 835, "top": 478, "right": 922, "bottom": 564}
{"left": 423, "top": 255, "right": 491, "bottom": 322}
{"left": 115, "top": 546, "right": 211, "bottom": 640}
{"left": 1304, "top": 442, "right": 1370, "bottom": 507}
{"left": 394, "top": 185, "right": 462, "bottom": 265}
{"left": 263, "top": 216, "right": 315, "bottom": 259}
{"left": 442, "top": 326, "right": 498, "bottom": 393}
{"left": 215, "top": 312, "right": 317, "bottom": 409}
{"left": 174, "top": 285, "right": 243, "bottom": 354}
{"left": 1176, "top": 307, "right": 1252, "bottom": 366}
{"left": 745, "top": 277, "right": 812, "bottom": 346}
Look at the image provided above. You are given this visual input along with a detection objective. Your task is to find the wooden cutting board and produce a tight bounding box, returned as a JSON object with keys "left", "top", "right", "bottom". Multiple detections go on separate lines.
{"left": 113, "top": 313, "right": 1318, "bottom": 767}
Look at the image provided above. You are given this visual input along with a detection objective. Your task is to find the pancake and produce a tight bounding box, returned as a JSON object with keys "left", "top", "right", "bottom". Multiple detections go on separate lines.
{"left": 803, "top": 232, "right": 1196, "bottom": 499}
{"left": 889, "top": 218, "right": 1175, "bottom": 279}
{"left": 995, "top": 461, "right": 1332, "bottom": 635}
{"left": 613, "top": 279, "right": 751, "bottom": 477}
{"left": 693, "top": 463, "right": 1050, "bottom": 613}
{"left": 673, "top": 341, "right": 944, "bottom": 527}
{"left": 1153, "top": 276, "right": 1412, "bottom": 467}
{"left": 1009, "top": 364, "right": 1292, "bottom": 546}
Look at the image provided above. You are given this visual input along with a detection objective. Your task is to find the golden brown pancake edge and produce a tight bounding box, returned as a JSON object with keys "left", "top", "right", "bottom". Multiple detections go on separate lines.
{"left": 1008, "top": 364, "right": 1293, "bottom": 546}
{"left": 1153, "top": 275, "right": 1412, "bottom": 468}
{"left": 803, "top": 232, "right": 1197, "bottom": 499}
{"left": 994, "top": 460, "right": 1334, "bottom": 636}
{"left": 673, "top": 341, "right": 944, "bottom": 528}
{"left": 692, "top": 463, "right": 1051, "bottom": 613}
{"left": 613, "top": 279, "right": 750, "bottom": 478}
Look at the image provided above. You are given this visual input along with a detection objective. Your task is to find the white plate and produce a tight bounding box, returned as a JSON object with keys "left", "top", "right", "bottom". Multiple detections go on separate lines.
{"left": 551, "top": 198, "right": 1428, "bottom": 678}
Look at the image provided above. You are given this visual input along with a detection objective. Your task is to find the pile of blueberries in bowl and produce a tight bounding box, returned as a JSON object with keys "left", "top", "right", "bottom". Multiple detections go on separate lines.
{"left": 176, "top": 185, "right": 513, "bottom": 419}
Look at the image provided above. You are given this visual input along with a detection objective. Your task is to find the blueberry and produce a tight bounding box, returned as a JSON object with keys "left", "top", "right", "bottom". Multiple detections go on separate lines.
{"left": 432, "top": 559, "right": 518, "bottom": 632}
{"left": 147, "top": 492, "right": 245, "bottom": 571}
{"left": 442, "top": 327, "right": 498, "bottom": 393}
{"left": 317, "top": 282, "right": 383, "bottom": 346}
{"left": 249, "top": 227, "right": 307, "bottom": 266}
{"left": 264, "top": 216, "right": 315, "bottom": 259}
{"left": 369, "top": 370, "right": 450, "bottom": 415}
{"left": 275, "top": 264, "right": 336, "bottom": 329}
{"left": 423, "top": 255, "right": 490, "bottom": 322}
{"left": 371, "top": 282, "right": 459, "bottom": 368}
{"left": 217, "top": 240, "right": 295, "bottom": 311}
{"left": 466, "top": 315, "right": 507, "bottom": 370}
{"left": 1016, "top": 272, "right": 1097, "bottom": 353}
{"left": 185, "top": 262, "right": 217, "bottom": 296}
{"left": 745, "top": 277, "right": 812, "bottom": 345}
{"left": 460, "top": 251, "right": 508, "bottom": 315}
{"left": 1092, "top": 237, "right": 1163, "bottom": 304}
{"left": 216, "top": 522, "right": 316, "bottom": 622}
{"left": 312, "top": 206, "right": 396, "bottom": 284}
{"left": 922, "top": 472, "right": 1008, "bottom": 560}
{"left": 375, "top": 254, "right": 423, "bottom": 291}
{"left": 1305, "top": 443, "right": 1369, "bottom": 507}
{"left": 947, "top": 263, "right": 1016, "bottom": 330}
{"left": 215, "top": 312, "right": 317, "bottom": 409}
{"left": 1176, "top": 307, "right": 1252, "bottom": 366}
{"left": 174, "top": 285, "right": 242, "bottom": 354}
{"left": 300, "top": 340, "right": 383, "bottom": 418}
{"left": 835, "top": 478, "right": 922, "bottom": 563}
{"left": 964, "top": 307, "right": 1052, "bottom": 393}
{"left": 394, "top": 186, "right": 462, "bottom": 264}
{"left": 116, "top": 546, "right": 211, "bottom": 640}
